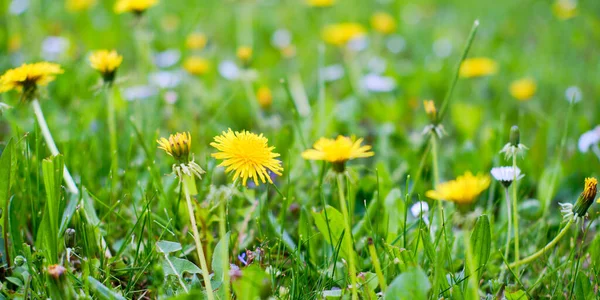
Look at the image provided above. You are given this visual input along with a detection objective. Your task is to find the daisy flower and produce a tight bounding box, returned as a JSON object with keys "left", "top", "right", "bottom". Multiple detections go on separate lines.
{"left": 302, "top": 135, "right": 374, "bottom": 172}
{"left": 426, "top": 172, "right": 490, "bottom": 204}
{"left": 491, "top": 166, "right": 524, "bottom": 187}
{"left": 210, "top": 129, "right": 283, "bottom": 186}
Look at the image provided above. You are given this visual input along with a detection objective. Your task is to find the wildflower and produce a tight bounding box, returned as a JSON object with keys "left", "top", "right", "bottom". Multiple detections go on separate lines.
{"left": 371, "top": 12, "right": 396, "bottom": 34}
{"left": 306, "top": 0, "right": 335, "bottom": 7}
{"left": 320, "top": 64, "right": 345, "bottom": 82}
{"left": 89, "top": 50, "right": 123, "bottom": 84}
{"left": 510, "top": 78, "right": 537, "bottom": 101}
{"left": 8, "top": 35, "right": 21, "bottom": 53}
{"left": 565, "top": 86, "right": 582, "bottom": 103}
{"left": 236, "top": 46, "right": 253, "bottom": 66}
{"left": 157, "top": 132, "right": 205, "bottom": 182}
{"left": 256, "top": 86, "right": 273, "bottom": 109}
{"left": 410, "top": 201, "right": 430, "bottom": 225}
{"left": 154, "top": 49, "right": 181, "bottom": 68}
{"left": 430, "top": 177, "right": 475, "bottom": 206}
{"left": 114, "top": 0, "right": 158, "bottom": 14}
{"left": 47, "top": 265, "right": 66, "bottom": 280}
{"left": 500, "top": 126, "right": 528, "bottom": 160}
{"left": 552, "top": 0, "right": 577, "bottom": 20}
{"left": 426, "top": 172, "right": 490, "bottom": 204}
{"left": 578, "top": 126, "right": 600, "bottom": 153}
{"left": 361, "top": 73, "right": 396, "bottom": 93}
{"left": 0, "top": 62, "right": 63, "bottom": 102}
{"left": 423, "top": 100, "right": 437, "bottom": 123}
{"left": 183, "top": 56, "right": 210, "bottom": 76}
{"left": 491, "top": 166, "right": 524, "bottom": 188}
{"left": 560, "top": 177, "right": 597, "bottom": 222}
{"left": 321, "top": 23, "right": 366, "bottom": 47}
{"left": 41, "top": 36, "right": 70, "bottom": 61}
{"left": 302, "top": 136, "right": 374, "bottom": 172}
{"left": 210, "top": 129, "right": 283, "bottom": 186}
{"left": 271, "top": 29, "right": 291, "bottom": 49}
{"left": 186, "top": 33, "right": 207, "bottom": 50}
{"left": 66, "top": 0, "right": 96, "bottom": 12}
{"left": 459, "top": 57, "right": 498, "bottom": 78}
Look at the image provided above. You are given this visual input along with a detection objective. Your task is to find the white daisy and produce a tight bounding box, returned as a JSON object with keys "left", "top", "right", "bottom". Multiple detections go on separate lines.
{"left": 154, "top": 49, "right": 181, "bottom": 68}
{"left": 577, "top": 126, "right": 600, "bottom": 153}
{"left": 565, "top": 86, "right": 582, "bottom": 103}
{"left": 361, "top": 73, "right": 396, "bottom": 93}
{"left": 410, "top": 201, "right": 429, "bottom": 218}
{"left": 491, "top": 166, "right": 524, "bottom": 187}
{"left": 319, "top": 64, "right": 345, "bottom": 82}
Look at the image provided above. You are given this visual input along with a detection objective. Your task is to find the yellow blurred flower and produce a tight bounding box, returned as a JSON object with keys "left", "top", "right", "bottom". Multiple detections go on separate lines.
{"left": 210, "top": 129, "right": 283, "bottom": 186}
{"left": 237, "top": 46, "right": 253, "bottom": 64}
{"left": 256, "top": 86, "right": 273, "bottom": 109}
{"left": 89, "top": 50, "right": 123, "bottom": 82}
{"left": 322, "top": 23, "right": 366, "bottom": 46}
{"left": 186, "top": 33, "right": 207, "bottom": 50}
{"left": 114, "top": 0, "right": 158, "bottom": 14}
{"left": 552, "top": 0, "right": 577, "bottom": 20}
{"left": 302, "top": 136, "right": 374, "bottom": 172}
{"left": 371, "top": 12, "right": 396, "bottom": 34}
{"left": 509, "top": 78, "right": 537, "bottom": 101}
{"left": 0, "top": 62, "right": 64, "bottom": 100}
{"left": 306, "top": 0, "right": 335, "bottom": 7}
{"left": 66, "top": 0, "right": 96, "bottom": 12}
{"left": 459, "top": 57, "right": 498, "bottom": 78}
{"left": 8, "top": 35, "right": 21, "bottom": 53}
{"left": 426, "top": 172, "right": 490, "bottom": 204}
{"left": 157, "top": 132, "right": 192, "bottom": 162}
{"left": 423, "top": 100, "right": 437, "bottom": 121}
{"left": 183, "top": 56, "right": 210, "bottom": 76}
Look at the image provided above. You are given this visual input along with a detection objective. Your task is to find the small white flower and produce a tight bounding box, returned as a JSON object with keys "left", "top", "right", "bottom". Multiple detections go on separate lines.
{"left": 565, "top": 86, "right": 582, "bottom": 103}
{"left": 150, "top": 71, "right": 183, "bottom": 89}
{"left": 410, "top": 201, "right": 429, "bottom": 218}
{"left": 41, "top": 36, "right": 69, "bottom": 61}
{"left": 361, "top": 73, "right": 396, "bottom": 92}
{"left": 347, "top": 36, "right": 368, "bottom": 52}
{"left": 433, "top": 38, "right": 453, "bottom": 58}
{"left": 491, "top": 166, "right": 524, "bottom": 187}
{"left": 154, "top": 49, "right": 181, "bottom": 68}
{"left": 319, "top": 64, "right": 345, "bottom": 82}
{"left": 9, "top": 0, "right": 28, "bottom": 15}
{"left": 218, "top": 60, "right": 240, "bottom": 80}
{"left": 123, "top": 85, "right": 158, "bottom": 101}
{"left": 271, "top": 29, "right": 291, "bottom": 49}
{"left": 577, "top": 126, "right": 600, "bottom": 153}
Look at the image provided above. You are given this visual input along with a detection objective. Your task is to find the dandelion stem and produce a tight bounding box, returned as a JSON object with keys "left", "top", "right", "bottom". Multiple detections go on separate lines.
{"left": 336, "top": 173, "right": 358, "bottom": 300}
{"left": 182, "top": 180, "right": 214, "bottom": 300}
{"left": 367, "top": 238, "right": 387, "bottom": 292}
{"left": 430, "top": 134, "right": 443, "bottom": 229}
{"left": 511, "top": 155, "right": 520, "bottom": 264}
{"left": 105, "top": 85, "right": 119, "bottom": 197}
{"left": 464, "top": 227, "right": 479, "bottom": 299}
{"left": 31, "top": 99, "right": 79, "bottom": 194}
{"left": 219, "top": 195, "right": 231, "bottom": 300}
{"left": 509, "top": 219, "right": 574, "bottom": 269}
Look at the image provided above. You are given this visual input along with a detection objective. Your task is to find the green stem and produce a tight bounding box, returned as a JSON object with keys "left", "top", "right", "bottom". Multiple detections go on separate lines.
{"left": 106, "top": 85, "right": 119, "bottom": 197}
{"left": 509, "top": 219, "right": 574, "bottom": 269}
{"left": 31, "top": 99, "right": 79, "bottom": 194}
{"left": 503, "top": 187, "right": 512, "bottom": 262}
{"left": 367, "top": 240, "right": 387, "bottom": 292}
{"left": 512, "top": 156, "right": 519, "bottom": 264}
{"left": 182, "top": 180, "right": 215, "bottom": 300}
{"left": 430, "top": 134, "right": 443, "bottom": 228}
{"left": 337, "top": 173, "right": 358, "bottom": 300}
{"left": 464, "top": 227, "right": 479, "bottom": 300}
{"left": 219, "top": 195, "right": 230, "bottom": 300}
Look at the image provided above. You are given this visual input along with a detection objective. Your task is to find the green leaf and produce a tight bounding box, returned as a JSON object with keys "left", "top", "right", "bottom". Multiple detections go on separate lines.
{"left": 0, "top": 138, "right": 13, "bottom": 217}
{"left": 574, "top": 272, "right": 593, "bottom": 300}
{"left": 37, "top": 155, "right": 65, "bottom": 263}
{"left": 385, "top": 266, "right": 431, "bottom": 300}
{"left": 88, "top": 276, "right": 126, "bottom": 300}
{"left": 156, "top": 241, "right": 182, "bottom": 254}
{"left": 211, "top": 231, "right": 230, "bottom": 283}
{"left": 163, "top": 257, "right": 202, "bottom": 276}
{"left": 312, "top": 205, "right": 355, "bottom": 261}
{"left": 505, "top": 289, "right": 528, "bottom": 300}
{"left": 469, "top": 215, "right": 491, "bottom": 278}
{"left": 232, "top": 265, "right": 268, "bottom": 300}
{"left": 419, "top": 222, "right": 435, "bottom": 263}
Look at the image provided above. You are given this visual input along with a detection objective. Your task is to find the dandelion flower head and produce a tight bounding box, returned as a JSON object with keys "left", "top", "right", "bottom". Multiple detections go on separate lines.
{"left": 459, "top": 57, "right": 498, "bottom": 78}
{"left": 371, "top": 12, "right": 396, "bottom": 34}
{"left": 183, "top": 56, "right": 210, "bottom": 76}
{"left": 510, "top": 78, "right": 537, "bottom": 101}
{"left": 114, "top": 0, "right": 158, "bottom": 14}
{"left": 0, "top": 62, "right": 63, "bottom": 100}
{"left": 321, "top": 23, "right": 366, "bottom": 46}
{"left": 89, "top": 50, "right": 123, "bottom": 82}
{"left": 426, "top": 172, "right": 490, "bottom": 204}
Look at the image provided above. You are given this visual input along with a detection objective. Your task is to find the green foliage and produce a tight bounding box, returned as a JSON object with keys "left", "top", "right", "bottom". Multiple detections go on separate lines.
{"left": 385, "top": 266, "right": 431, "bottom": 300}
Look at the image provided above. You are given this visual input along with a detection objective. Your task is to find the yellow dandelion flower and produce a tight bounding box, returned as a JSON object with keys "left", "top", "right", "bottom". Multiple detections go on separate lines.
{"left": 8, "top": 35, "right": 21, "bottom": 53}
{"left": 66, "top": 0, "right": 97, "bottom": 12}
{"left": 89, "top": 50, "right": 123, "bottom": 82}
{"left": 426, "top": 172, "right": 490, "bottom": 204}
{"left": 459, "top": 57, "right": 498, "bottom": 78}
{"left": 237, "top": 46, "right": 253, "bottom": 64}
{"left": 302, "top": 136, "right": 374, "bottom": 172}
{"left": 553, "top": 0, "right": 577, "bottom": 20}
{"left": 0, "top": 62, "right": 63, "bottom": 101}
{"left": 256, "top": 86, "right": 273, "bottom": 109}
{"left": 183, "top": 56, "right": 210, "bottom": 76}
{"left": 371, "top": 12, "right": 396, "bottom": 34}
{"left": 210, "top": 129, "right": 283, "bottom": 186}
{"left": 157, "top": 132, "right": 192, "bottom": 162}
{"left": 114, "top": 0, "right": 158, "bottom": 14}
{"left": 307, "top": 0, "right": 335, "bottom": 7}
{"left": 186, "top": 33, "right": 207, "bottom": 50}
{"left": 423, "top": 100, "right": 437, "bottom": 121}
{"left": 509, "top": 78, "right": 537, "bottom": 101}
{"left": 322, "top": 23, "right": 366, "bottom": 46}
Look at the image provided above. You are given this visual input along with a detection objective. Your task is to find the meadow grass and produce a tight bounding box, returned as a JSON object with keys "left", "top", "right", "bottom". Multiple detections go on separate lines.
{"left": 1, "top": 0, "right": 600, "bottom": 299}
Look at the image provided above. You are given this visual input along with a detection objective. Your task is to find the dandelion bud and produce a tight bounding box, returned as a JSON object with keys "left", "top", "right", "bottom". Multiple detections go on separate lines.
{"left": 236, "top": 46, "right": 253, "bottom": 66}
{"left": 89, "top": 50, "right": 123, "bottom": 85}
{"left": 510, "top": 126, "right": 520, "bottom": 147}
{"left": 256, "top": 86, "right": 273, "bottom": 109}
{"left": 157, "top": 132, "right": 192, "bottom": 163}
{"left": 573, "top": 177, "right": 597, "bottom": 217}
{"left": 423, "top": 100, "right": 437, "bottom": 123}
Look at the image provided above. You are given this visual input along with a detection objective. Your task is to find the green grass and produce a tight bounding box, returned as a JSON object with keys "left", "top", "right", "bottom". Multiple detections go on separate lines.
{"left": 1, "top": 0, "right": 600, "bottom": 299}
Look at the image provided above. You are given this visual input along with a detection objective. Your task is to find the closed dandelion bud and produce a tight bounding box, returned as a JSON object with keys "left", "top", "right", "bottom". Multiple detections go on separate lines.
{"left": 573, "top": 177, "right": 597, "bottom": 217}
{"left": 510, "top": 126, "right": 520, "bottom": 147}
{"left": 65, "top": 228, "right": 76, "bottom": 248}
{"left": 157, "top": 132, "right": 192, "bottom": 163}
{"left": 237, "top": 46, "right": 253, "bottom": 66}
{"left": 256, "top": 86, "right": 273, "bottom": 109}
{"left": 423, "top": 100, "right": 437, "bottom": 123}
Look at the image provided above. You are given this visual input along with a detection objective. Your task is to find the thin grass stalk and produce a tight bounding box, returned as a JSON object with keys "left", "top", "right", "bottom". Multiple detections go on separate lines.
{"left": 220, "top": 194, "right": 231, "bottom": 300}
{"left": 336, "top": 173, "right": 358, "bottom": 300}
{"left": 511, "top": 155, "right": 519, "bottom": 264}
